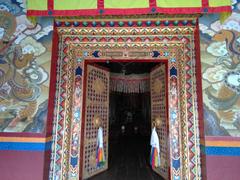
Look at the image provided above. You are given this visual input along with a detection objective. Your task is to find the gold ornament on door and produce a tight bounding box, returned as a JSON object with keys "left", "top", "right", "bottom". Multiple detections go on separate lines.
{"left": 92, "top": 78, "right": 105, "bottom": 94}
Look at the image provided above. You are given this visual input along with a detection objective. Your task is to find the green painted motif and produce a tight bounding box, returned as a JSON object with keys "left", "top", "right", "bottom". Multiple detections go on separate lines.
{"left": 27, "top": 0, "right": 47, "bottom": 10}
{"left": 54, "top": 0, "right": 97, "bottom": 10}
{"left": 209, "top": 0, "right": 231, "bottom": 7}
{"left": 105, "top": 0, "right": 149, "bottom": 8}
{"left": 157, "top": 0, "right": 201, "bottom": 7}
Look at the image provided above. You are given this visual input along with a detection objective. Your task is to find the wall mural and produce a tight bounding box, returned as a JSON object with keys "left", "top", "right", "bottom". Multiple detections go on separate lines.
{"left": 0, "top": 0, "right": 53, "bottom": 133}
{"left": 200, "top": 0, "right": 240, "bottom": 137}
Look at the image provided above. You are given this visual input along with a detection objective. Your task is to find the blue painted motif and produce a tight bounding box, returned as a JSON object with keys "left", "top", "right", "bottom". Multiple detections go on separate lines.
{"left": 0, "top": 141, "right": 52, "bottom": 151}
{"left": 170, "top": 67, "right": 177, "bottom": 76}
{"left": 151, "top": 51, "right": 160, "bottom": 58}
{"left": 205, "top": 146, "right": 240, "bottom": 156}
{"left": 75, "top": 67, "right": 82, "bottom": 75}
{"left": 70, "top": 157, "right": 78, "bottom": 166}
{"left": 92, "top": 51, "right": 100, "bottom": 58}
{"left": 172, "top": 158, "right": 180, "bottom": 169}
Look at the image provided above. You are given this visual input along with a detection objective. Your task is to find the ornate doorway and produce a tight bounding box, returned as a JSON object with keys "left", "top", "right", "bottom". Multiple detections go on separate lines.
{"left": 49, "top": 15, "right": 203, "bottom": 180}
{"left": 82, "top": 60, "right": 168, "bottom": 179}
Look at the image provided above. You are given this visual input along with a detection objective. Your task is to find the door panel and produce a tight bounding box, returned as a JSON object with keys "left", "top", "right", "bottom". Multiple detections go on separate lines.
{"left": 83, "top": 64, "right": 110, "bottom": 179}
{"left": 150, "top": 63, "right": 169, "bottom": 179}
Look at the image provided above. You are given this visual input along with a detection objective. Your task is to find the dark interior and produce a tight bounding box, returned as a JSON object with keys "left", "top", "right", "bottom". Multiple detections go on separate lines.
{"left": 97, "top": 62, "right": 159, "bottom": 139}
{"left": 89, "top": 62, "right": 164, "bottom": 180}
{"left": 109, "top": 92, "right": 151, "bottom": 139}
{"left": 97, "top": 61, "right": 158, "bottom": 74}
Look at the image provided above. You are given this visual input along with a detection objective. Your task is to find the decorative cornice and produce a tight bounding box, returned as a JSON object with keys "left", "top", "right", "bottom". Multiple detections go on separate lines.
{"left": 55, "top": 14, "right": 199, "bottom": 28}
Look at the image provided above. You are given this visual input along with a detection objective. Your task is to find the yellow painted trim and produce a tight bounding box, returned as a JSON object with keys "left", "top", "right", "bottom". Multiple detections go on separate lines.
{"left": 0, "top": 136, "right": 52, "bottom": 143}
{"left": 202, "top": 141, "right": 240, "bottom": 147}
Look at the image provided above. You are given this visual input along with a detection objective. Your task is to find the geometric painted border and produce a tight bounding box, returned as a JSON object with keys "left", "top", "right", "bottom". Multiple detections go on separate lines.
{"left": 49, "top": 15, "right": 202, "bottom": 180}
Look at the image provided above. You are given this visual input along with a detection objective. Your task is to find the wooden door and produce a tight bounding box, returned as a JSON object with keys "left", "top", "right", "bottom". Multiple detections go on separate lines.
{"left": 82, "top": 64, "right": 110, "bottom": 179}
{"left": 150, "top": 63, "right": 169, "bottom": 179}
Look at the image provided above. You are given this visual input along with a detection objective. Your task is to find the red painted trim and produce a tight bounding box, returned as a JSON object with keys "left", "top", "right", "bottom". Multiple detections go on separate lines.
{"left": 155, "top": 6, "right": 231, "bottom": 14}
{"left": 0, "top": 132, "right": 46, "bottom": 137}
{"left": 194, "top": 19, "right": 206, "bottom": 180}
{"left": 98, "top": 0, "right": 104, "bottom": 10}
{"left": 27, "top": 10, "right": 49, "bottom": 16}
{"left": 195, "top": 20, "right": 205, "bottom": 143}
{"left": 48, "top": 0, "right": 54, "bottom": 11}
{"left": 149, "top": 0, "right": 157, "bottom": 9}
{"left": 195, "top": 32, "right": 205, "bottom": 137}
{"left": 206, "top": 6, "right": 232, "bottom": 13}
{"left": 202, "top": 0, "right": 209, "bottom": 7}
{"left": 55, "top": 8, "right": 150, "bottom": 16}
{"left": 36, "top": 21, "right": 58, "bottom": 180}
{"left": 27, "top": 6, "right": 231, "bottom": 16}
{"left": 160, "top": 61, "right": 171, "bottom": 178}
{"left": 205, "top": 136, "right": 240, "bottom": 141}
{"left": 79, "top": 60, "right": 88, "bottom": 179}
{"left": 45, "top": 22, "right": 58, "bottom": 137}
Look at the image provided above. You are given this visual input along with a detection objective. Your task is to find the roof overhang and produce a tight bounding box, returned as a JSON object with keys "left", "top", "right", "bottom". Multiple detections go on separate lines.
{"left": 27, "top": 0, "right": 231, "bottom": 16}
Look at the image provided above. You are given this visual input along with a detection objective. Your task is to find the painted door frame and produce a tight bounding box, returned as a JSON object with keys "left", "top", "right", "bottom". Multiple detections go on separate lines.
{"left": 48, "top": 14, "right": 204, "bottom": 180}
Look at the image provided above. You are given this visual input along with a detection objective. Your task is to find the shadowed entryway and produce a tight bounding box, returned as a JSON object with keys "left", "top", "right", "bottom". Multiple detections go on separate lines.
{"left": 88, "top": 62, "right": 166, "bottom": 180}
{"left": 89, "top": 134, "right": 164, "bottom": 180}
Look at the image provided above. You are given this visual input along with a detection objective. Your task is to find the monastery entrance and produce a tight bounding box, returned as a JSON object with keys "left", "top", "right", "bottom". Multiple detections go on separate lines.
{"left": 83, "top": 61, "right": 168, "bottom": 179}
{"left": 50, "top": 15, "right": 203, "bottom": 180}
